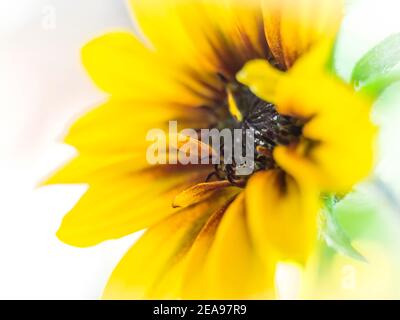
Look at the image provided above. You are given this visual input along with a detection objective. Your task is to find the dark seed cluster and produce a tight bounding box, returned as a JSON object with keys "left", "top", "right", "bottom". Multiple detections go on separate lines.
{"left": 208, "top": 81, "right": 303, "bottom": 186}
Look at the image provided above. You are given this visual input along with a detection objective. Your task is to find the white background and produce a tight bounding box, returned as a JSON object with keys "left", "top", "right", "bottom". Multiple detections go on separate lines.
{"left": 0, "top": 0, "right": 400, "bottom": 299}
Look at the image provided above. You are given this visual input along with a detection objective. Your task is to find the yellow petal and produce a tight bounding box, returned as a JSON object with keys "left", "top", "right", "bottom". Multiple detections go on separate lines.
{"left": 204, "top": 193, "right": 276, "bottom": 299}
{"left": 246, "top": 170, "right": 320, "bottom": 264}
{"left": 262, "top": 0, "right": 343, "bottom": 68}
{"left": 129, "top": 0, "right": 267, "bottom": 77}
{"left": 287, "top": 39, "right": 335, "bottom": 77}
{"left": 237, "top": 41, "right": 334, "bottom": 109}
{"left": 56, "top": 166, "right": 212, "bottom": 247}
{"left": 82, "top": 31, "right": 218, "bottom": 106}
{"left": 182, "top": 193, "right": 275, "bottom": 299}
{"left": 173, "top": 181, "right": 236, "bottom": 208}
{"left": 236, "top": 59, "right": 284, "bottom": 103}
{"left": 64, "top": 99, "right": 215, "bottom": 154}
{"left": 42, "top": 153, "right": 148, "bottom": 185}
{"left": 227, "top": 86, "right": 243, "bottom": 121}
{"left": 274, "top": 75, "right": 376, "bottom": 192}
{"left": 261, "top": 0, "right": 285, "bottom": 69}
{"left": 102, "top": 188, "right": 238, "bottom": 299}
{"left": 180, "top": 204, "right": 227, "bottom": 299}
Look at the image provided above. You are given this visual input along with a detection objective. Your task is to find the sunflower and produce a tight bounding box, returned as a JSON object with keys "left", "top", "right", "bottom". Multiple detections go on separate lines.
{"left": 46, "top": 0, "right": 376, "bottom": 299}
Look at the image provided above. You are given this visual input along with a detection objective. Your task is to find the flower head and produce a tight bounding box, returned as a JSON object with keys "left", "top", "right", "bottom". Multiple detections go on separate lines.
{"left": 46, "top": 0, "right": 375, "bottom": 299}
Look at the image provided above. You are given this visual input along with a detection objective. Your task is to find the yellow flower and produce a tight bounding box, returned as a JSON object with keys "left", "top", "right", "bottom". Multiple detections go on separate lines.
{"left": 45, "top": 0, "right": 375, "bottom": 299}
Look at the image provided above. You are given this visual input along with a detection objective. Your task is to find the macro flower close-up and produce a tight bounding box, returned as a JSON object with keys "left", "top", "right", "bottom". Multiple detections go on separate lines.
{"left": 2, "top": 0, "right": 400, "bottom": 302}
{"left": 43, "top": 0, "right": 377, "bottom": 299}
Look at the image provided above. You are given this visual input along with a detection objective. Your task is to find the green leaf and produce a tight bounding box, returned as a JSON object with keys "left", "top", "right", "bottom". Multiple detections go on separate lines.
{"left": 321, "top": 195, "right": 367, "bottom": 262}
{"left": 351, "top": 33, "right": 400, "bottom": 88}
{"left": 359, "top": 71, "right": 400, "bottom": 98}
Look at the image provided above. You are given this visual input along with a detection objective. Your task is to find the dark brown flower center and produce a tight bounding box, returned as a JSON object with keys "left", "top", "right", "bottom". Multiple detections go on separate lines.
{"left": 208, "top": 80, "right": 303, "bottom": 186}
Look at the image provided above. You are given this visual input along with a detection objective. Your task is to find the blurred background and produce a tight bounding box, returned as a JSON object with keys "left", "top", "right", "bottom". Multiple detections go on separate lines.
{"left": 0, "top": 0, "right": 400, "bottom": 299}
